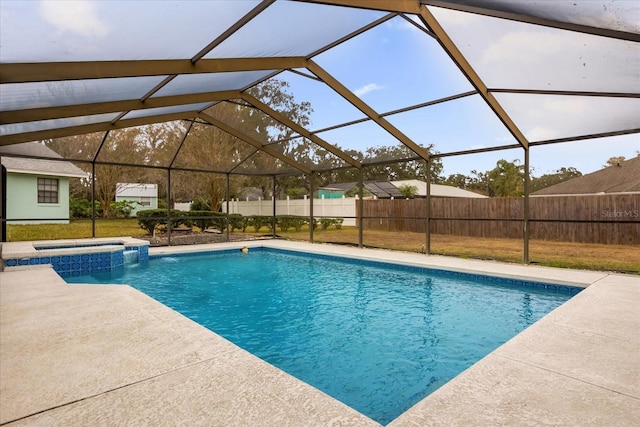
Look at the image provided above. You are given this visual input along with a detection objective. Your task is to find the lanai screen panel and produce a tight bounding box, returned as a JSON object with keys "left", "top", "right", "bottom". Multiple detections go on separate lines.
{"left": 267, "top": 137, "right": 352, "bottom": 172}
{"left": 94, "top": 122, "right": 189, "bottom": 168}
{"left": 313, "top": 13, "right": 475, "bottom": 113}
{"left": 0, "top": 0, "right": 262, "bottom": 62}
{"left": 1, "top": 0, "right": 638, "bottom": 176}
{"left": 266, "top": 71, "right": 367, "bottom": 133}
{"left": 430, "top": 7, "right": 640, "bottom": 93}
{"left": 0, "top": 113, "right": 120, "bottom": 138}
{"left": 43, "top": 133, "right": 105, "bottom": 163}
{"left": 121, "top": 103, "right": 214, "bottom": 121}
{"left": 385, "top": 94, "right": 519, "bottom": 154}
{"left": 205, "top": 1, "right": 387, "bottom": 58}
{"left": 233, "top": 149, "right": 300, "bottom": 176}
{"left": 425, "top": 0, "right": 640, "bottom": 34}
{"left": 0, "top": 76, "right": 168, "bottom": 112}
{"left": 152, "top": 71, "right": 277, "bottom": 98}
{"left": 494, "top": 95, "right": 640, "bottom": 143}
{"left": 203, "top": 101, "right": 295, "bottom": 145}
{"left": 172, "top": 122, "right": 259, "bottom": 173}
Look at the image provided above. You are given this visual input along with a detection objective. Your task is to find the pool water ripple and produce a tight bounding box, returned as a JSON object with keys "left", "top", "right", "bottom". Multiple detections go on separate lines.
{"left": 67, "top": 248, "right": 575, "bottom": 425}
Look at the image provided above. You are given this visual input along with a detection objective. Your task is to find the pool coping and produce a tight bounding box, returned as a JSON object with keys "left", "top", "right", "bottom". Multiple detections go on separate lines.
{"left": 1, "top": 239, "right": 638, "bottom": 425}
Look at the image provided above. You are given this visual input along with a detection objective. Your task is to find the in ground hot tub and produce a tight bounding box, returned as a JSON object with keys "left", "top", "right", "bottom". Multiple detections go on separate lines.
{"left": 2, "top": 238, "right": 149, "bottom": 277}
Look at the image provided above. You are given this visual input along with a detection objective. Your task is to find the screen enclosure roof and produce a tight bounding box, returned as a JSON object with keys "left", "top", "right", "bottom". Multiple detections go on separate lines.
{"left": 1, "top": 0, "right": 638, "bottom": 176}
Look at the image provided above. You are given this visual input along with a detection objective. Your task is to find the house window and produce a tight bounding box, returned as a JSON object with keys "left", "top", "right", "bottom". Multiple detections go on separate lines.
{"left": 140, "top": 197, "right": 151, "bottom": 207}
{"left": 37, "top": 178, "right": 59, "bottom": 203}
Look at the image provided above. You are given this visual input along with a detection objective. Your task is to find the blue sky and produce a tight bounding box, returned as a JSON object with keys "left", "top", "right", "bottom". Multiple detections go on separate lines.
{"left": 1, "top": 0, "right": 638, "bottom": 177}
{"left": 283, "top": 11, "right": 640, "bottom": 177}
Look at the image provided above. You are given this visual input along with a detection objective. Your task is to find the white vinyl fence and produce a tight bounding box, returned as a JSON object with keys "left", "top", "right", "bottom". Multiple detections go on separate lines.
{"left": 221, "top": 196, "right": 357, "bottom": 226}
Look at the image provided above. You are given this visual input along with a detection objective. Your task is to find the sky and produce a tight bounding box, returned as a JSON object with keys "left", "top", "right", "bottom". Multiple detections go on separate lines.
{"left": 1, "top": 0, "right": 638, "bottom": 178}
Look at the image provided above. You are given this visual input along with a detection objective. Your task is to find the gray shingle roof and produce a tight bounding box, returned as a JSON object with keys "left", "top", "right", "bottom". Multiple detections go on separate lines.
{"left": 532, "top": 156, "right": 640, "bottom": 195}
{"left": 0, "top": 142, "right": 87, "bottom": 178}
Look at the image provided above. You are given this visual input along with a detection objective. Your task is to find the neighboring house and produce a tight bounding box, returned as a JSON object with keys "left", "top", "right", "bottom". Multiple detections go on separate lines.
{"left": 325, "top": 181, "right": 404, "bottom": 199}
{"left": 115, "top": 183, "right": 158, "bottom": 217}
{"left": 531, "top": 155, "right": 640, "bottom": 196}
{"left": 391, "top": 179, "right": 488, "bottom": 198}
{"left": 0, "top": 142, "right": 87, "bottom": 224}
{"left": 238, "top": 187, "right": 271, "bottom": 201}
{"left": 325, "top": 180, "right": 487, "bottom": 199}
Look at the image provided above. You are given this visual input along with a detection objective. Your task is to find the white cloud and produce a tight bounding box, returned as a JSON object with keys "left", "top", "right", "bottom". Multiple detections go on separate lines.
{"left": 543, "top": 97, "right": 586, "bottom": 115}
{"left": 481, "top": 31, "right": 565, "bottom": 67}
{"left": 353, "top": 83, "right": 384, "bottom": 97}
{"left": 40, "top": 0, "right": 108, "bottom": 37}
{"left": 526, "top": 126, "right": 558, "bottom": 142}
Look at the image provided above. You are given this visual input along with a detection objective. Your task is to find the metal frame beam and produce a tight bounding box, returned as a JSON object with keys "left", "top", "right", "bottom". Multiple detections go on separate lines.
{"left": 306, "top": 60, "right": 432, "bottom": 161}
{"left": 421, "top": 0, "right": 640, "bottom": 43}
{"left": 0, "top": 57, "right": 307, "bottom": 84}
{"left": 1, "top": 91, "right": 242, "bottom": 125}
{"left": 198, "top": 112, "right": 312, "bottom": 175}
{"left": 0, "top": 111, "right": 198, "bottom": 146}
{"left": 296, "top": 0, "right": 421, "bottom": 14}
{"left": 418, "top": 7, "right": 530, "bottom": 150}
{"left": 241, "top": 92, "right": 362, "bottom": 170}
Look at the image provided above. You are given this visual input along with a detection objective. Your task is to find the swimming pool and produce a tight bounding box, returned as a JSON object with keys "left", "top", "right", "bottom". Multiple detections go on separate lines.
{"left": 66, "top": 247, "right": 578, "bottom": 424}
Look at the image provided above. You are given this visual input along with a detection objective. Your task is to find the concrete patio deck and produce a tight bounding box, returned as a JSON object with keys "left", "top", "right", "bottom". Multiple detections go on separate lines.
{"left": 1, "top": 240, "right": 638, "bottom": 426}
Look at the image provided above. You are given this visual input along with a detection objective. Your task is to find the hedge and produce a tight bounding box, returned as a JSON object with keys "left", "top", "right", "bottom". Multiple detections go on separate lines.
{"left": 136, "top": 209, "right": 190, "bottom": 234}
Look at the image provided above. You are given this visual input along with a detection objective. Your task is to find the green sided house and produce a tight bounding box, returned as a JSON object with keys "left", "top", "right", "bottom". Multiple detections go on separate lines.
{"left": 0, "top": 142, "right": 87, "bottom": 224}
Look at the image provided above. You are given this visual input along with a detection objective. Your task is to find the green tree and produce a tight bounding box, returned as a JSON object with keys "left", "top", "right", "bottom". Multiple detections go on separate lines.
{"left": 604, "top": 156, "right": 626, "bottom": 167}
{"left": 397, "top": 184, "right": 418, "bottom": 198}
{"left": 362, "top": 144, "right": 443, "bottom": 183}
{"left": 530, "top": 167, "right": 582, "bottom": 192}
{"left": 486, "top": 159, "right": 525, "bottom": 197}
{"left": 444, "top": 173, "right": 471, "bottom": 189}
{"left": 46, "top": 129, "right": 157, "bottom": 217}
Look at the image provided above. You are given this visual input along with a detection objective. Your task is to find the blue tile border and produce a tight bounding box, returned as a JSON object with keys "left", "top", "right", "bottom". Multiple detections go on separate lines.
{"left": 4, "top": 241, "right": 149, "bottom": 277}
{"left": 148, "top": 247, "right": 583, "bottom": 295}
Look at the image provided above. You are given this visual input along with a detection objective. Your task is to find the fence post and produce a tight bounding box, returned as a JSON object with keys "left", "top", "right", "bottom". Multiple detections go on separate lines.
{"left": 425, "top": 159, "right": 431, "bottom": 255}
{"left": 358, "top": 168, "right": 364, "bottom": 248}
{"left": 226, "top": 173, "right": 230, "bottom": 242}
{"left": 309, "top": 174, "right": 315, "bottom": 243}
{"left": 523, "top": 147, "right": 530, "bottom": 264}
{"left": 272, "top": 175, "right": 277, "bottom": 237}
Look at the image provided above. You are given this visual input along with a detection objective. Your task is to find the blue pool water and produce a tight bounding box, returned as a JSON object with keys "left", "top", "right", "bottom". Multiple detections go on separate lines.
{"left": 66, "top": 248, "right": 577, "bottom": 424}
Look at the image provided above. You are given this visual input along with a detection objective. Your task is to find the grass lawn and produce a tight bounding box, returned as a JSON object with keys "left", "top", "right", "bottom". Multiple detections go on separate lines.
{"left": 5, "top": 221, "right": 639, "bottom": 274}
{"left": 278, "top": 227, "right": 640, "bottom": 274}
{"left": 6, "top": 219, "right": 147, "bottom": 241}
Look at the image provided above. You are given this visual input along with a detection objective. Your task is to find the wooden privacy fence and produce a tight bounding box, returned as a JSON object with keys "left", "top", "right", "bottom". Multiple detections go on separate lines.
{"left": 360, "top": 194, "right": 639, "bottom": 245}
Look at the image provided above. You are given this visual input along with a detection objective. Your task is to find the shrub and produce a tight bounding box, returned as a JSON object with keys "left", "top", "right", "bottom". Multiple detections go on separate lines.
{"left": 277, "top": 216, "right": 308, "bottom": 232}
{"left": 229, "top": 214, "right": 245, "bottom": 232}
{"left": 319, "top": 218, "right": 345, "bottom": 230}
{"left": 171, "top": 210, "right": 191, "bottom": 229}
{"left": 249, "top": 215, "right": 272, "bottom": 233}
{"left": 188, "top": 210, "right": 214, "bottom": 231}
{"left": 136, "top": 209, "right": 167, "bottom": 234}
{"left": 110, "top": 200, "right": 137, "bottom": 218}
{"left": 190, "top": 197, "right": 210, "bottom": 211}
{"left": 319, "top": 218, "right": 333, "bottom": 230}
{"left": 211, "top": 212, "right": 228, "bottom": 232}
{"left": 69, "top": 198, "right": 102, "bottom": 219}
{"left": 137, "top": 209, "right": 190, "bottom": 234}
{"left": 277, "top": 216, "right": 293, "bottom": 232}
